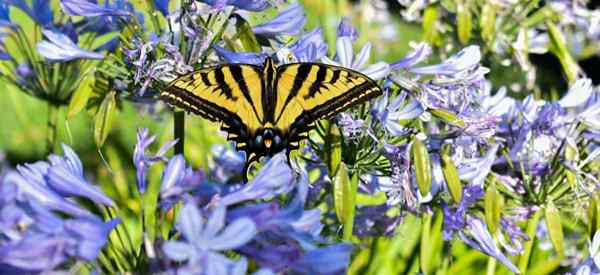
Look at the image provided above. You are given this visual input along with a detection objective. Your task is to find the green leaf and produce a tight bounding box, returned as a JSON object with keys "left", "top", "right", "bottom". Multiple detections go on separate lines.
{"left": 480, "top": 2, "right": 497, "bottom": 43}
{"left": 332, "top": 163, "right": 357, "bottom": 240}
{"left": 456, "top": 0, "right": 472, "bottom": 44}
{"left": 412, "top": 136, "right": 431, "bottom": 197}
{"left": 441, "top": 146, "right": 462, "bottom": 203}
{"left": 544, "top": 201, "right": 564, "bottom": 257}
{"left": 484, "top": 180, "right": 502, "bottom": 233}
{"left": 429, "top": 108, "right": 465, "bottom": 127}
{"left": 94, "top": 91, "right": 117, "bottom": 147}
{"left": 546, "top": 21, "right": 580, "bottom": 82}
{"left": 233, "top": 14, "right": 261, "bottom": 53}
{"left": 67, "top": 76, "right": 94, "bottom": 119}
{"left": 423, "top": 5, "right": 441, "bottom": 46}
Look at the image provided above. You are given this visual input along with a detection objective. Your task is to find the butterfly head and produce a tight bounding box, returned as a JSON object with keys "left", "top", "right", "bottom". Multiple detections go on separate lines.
{"left": 252, "top": 127, "right": 285, "bottom": 156}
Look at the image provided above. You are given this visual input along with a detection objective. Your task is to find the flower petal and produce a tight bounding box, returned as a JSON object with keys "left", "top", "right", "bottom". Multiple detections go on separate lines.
{"left": 207, "top": 217, "right": 256, "bottom": 251}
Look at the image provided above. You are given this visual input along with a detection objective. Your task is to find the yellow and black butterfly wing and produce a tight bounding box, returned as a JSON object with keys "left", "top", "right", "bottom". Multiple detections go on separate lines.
{"left": 160, "top": 64, "right": 265, "bottom": 150}
{"left": 272, "top": 63, "right": 382, "bottom": 142}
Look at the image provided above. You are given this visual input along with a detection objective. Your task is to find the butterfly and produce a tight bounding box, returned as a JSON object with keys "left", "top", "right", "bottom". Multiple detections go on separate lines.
{"left": 160, "top": 57, "right": 382, "bottom": 181}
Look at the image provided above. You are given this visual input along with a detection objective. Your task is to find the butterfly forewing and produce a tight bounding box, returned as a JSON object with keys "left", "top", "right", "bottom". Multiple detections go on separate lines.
{"left": 273, "top": 63, "right": 382, "bottom": 137}
{"left": 160, "top": 64, "right": 265, "bottom": 142}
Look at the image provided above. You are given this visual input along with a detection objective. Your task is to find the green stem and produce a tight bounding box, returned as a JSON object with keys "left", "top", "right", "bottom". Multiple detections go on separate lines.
{"left": 518, "top": 210, "right": 542, "bottom": 273}
{"left": 174, "top": 111, "right": 185, "bottom": 156}
{"left": 485, "top": 255, "right": 497, "bottom": 275}
{"left": 47, "top": 103, "right": 59, "bottom": 153}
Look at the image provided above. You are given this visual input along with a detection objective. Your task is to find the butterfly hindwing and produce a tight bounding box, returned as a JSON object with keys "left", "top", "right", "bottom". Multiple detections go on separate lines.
{"left": 160, "top": 64, "right": 265, "bottom": 145}
{"left": 273, "top": 63, "right": 382, "bottom": 139}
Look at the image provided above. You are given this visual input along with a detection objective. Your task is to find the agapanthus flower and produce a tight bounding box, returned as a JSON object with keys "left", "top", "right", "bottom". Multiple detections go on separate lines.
{"left": 220, "top": 153, "right": 294, "bottom": 206}
{"left": 252, "top": 3, "right": 306, "bottom": 38}
{"left": 3, "top": 0, "right": 52, "bottom": 26}
{"left": 37, "top": 29, "right": 104, "bottom": 62}
{"left": 323, "top": 36, "right": 389, "bottom": 80}
{"left": 571, "top": 230, "right": 600, "bottom": 274}
{"left": 60, "top": 0, "right": 130, "bottom": 17}
{"left": 213, "top": 44, "right": 269, "bottom": 65}
{"left": 337, "top": 17, "right": 358, "bottom": 41}
{"left": 371, "top": 91, "right": 424, "bottom": 136}
{"left": 458, "top": 217, "right": 520, "bottom": 273}
{"left": 200, "top": 0, "right": 275, "bottom": 12}
{"left": 13, "top": 144, "right": 115, "bottom": 217}
{"left": 280, "top": 28, "right": 328, "bottom": 63}
{"left": 133, "top": 128, "right": 178, "bottom": 193}
{"left": 0, "top": 147, "right": 119, "bottom": 272}
{"left": 210, "top": 144, "right": 245, "bottom": 182}
{"left": 390, "top": 41, "right": 432, "bottom": 70}
{"left": 162, "top": 203, "right": 256, "bottom": 274}
{"left": 159, "top": 155, "right": 205, "bottom": 210}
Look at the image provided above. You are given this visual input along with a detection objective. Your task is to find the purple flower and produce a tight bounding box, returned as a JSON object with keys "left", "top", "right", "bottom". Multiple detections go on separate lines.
{"left": 159, "top": 155, "right": 204, "bottom": 210}
{"left": 0, "top": 175, "right": 118, "bottom": 272}
{"left": 46, "top": 144, "right": 115, "bottom": 206}
{"left": 200, "top": 0, "right": 274, "bottom": 12}
{"left": 323, "top": 36, "right": 389, "bottom": 80}
{"left": 337, "top": 17, "right": 358, "bottom": 41}
{"left": 285, "top": 28, "right": 328, "bottom": 62}
{"left": 371, "top": 92, "right": 424, "bottom": 136}
{"left": 213, "top": 45, "right": 268, "bottom": 65}
{"left": 37, "top": 29, "right": 104, "bottom": 62}
{"left": 12, "top": 144, "right": 115, "bottom": 216}
{"left": 457, "top": 144, "right": 499, "bottom": 186}
{"left": 253, "top": 3, "right": 306, "bottom": 37}
{"left": 390, "top": 42, "right": 432, "bottom": 70}
{"left": 337, "top": 112, "right": 365, "bottom": 140}
{"left": 60, "top": 0, "right": 130, "bottom": 17}
{"left": 410, "top": 45, "right": 481, "bottom": 75}
{"left": 162, "top": 203, "right": 256, "bottom": 273}
{"left": 133, "top": 128, "right": 178, "bottom": 194}
{"left": 220, "top": 153, "right": 294, "bottom": 206}
{"left": 210, "top": 144, "right": 245, "bottom": 182}
{"left": 458, "top": 217, "right": 520, "bottom": 273}
{"left": 559, "top": 78, "right": 593, "bottom": 108}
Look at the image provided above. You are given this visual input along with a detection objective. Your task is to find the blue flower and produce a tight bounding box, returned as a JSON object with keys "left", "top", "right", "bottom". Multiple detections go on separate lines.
{"left": 290, "top": 243, "right": 354, "bottom": 275}
{"left": 162, "top": 203, "right": 256, "bottom": 274}
{"left": 371, "top": 91, "right": 424, "bottom": 136}
{"left": 220, "top": 152, "right": 294, "bottom": 206}
{"left": 281, "top": 28, "right": 328, "bottom": 63}
{"left": 200, "top": 0, "right": 274, "bottom": 12}
{"left": 154, "top": 0, "right": 170, "bottom": 16}
{"left": 133, "top": 128, "right": 178, "bottom": 194}
{"left": 213, "top": 45, "right": 268, "bottom": 65}
{"left": 457, "top": 144, "right": 499, "bottom": 186}
{"left": 390, "top": 42, "right": 432, "bottom": 70}
{"left": 46, "top": 144, "right": 115, "bottom": 206}
{"left": 458, "top": 217, "right": 520, "bottom": 274}
{"left": 559, "top": 78, "right": 593, "bottom": 108}
{"left": 4, "top": 0, "right": 53, "bottom": 26}
{"left": 0, "top": 167, "right": 119, "bottom": 272}
{"left": 159, "top": 155, "right": 204, "bottom": 210}
{"left": 410, "top": 45, "right": 482, "bottom": 75}
{"left": 252, "top": 3, "right": 306, "bottom": 37}
{"left": 337, "top": 17, "right": 358, "bottom": 41}
{"left": 323, "top": 36, "right": 390, "bottom": 80}
{"left": 60, "top": 0, "right": 130, "bottom": 17}
{"left": 13, "top": 144, "right": 115, "bottom": 216}
{"left": 210, "top": 144, "right": 245, "bottom": 182}
{"left": 37, "top": 29, "right": 104, "bottom": 62}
